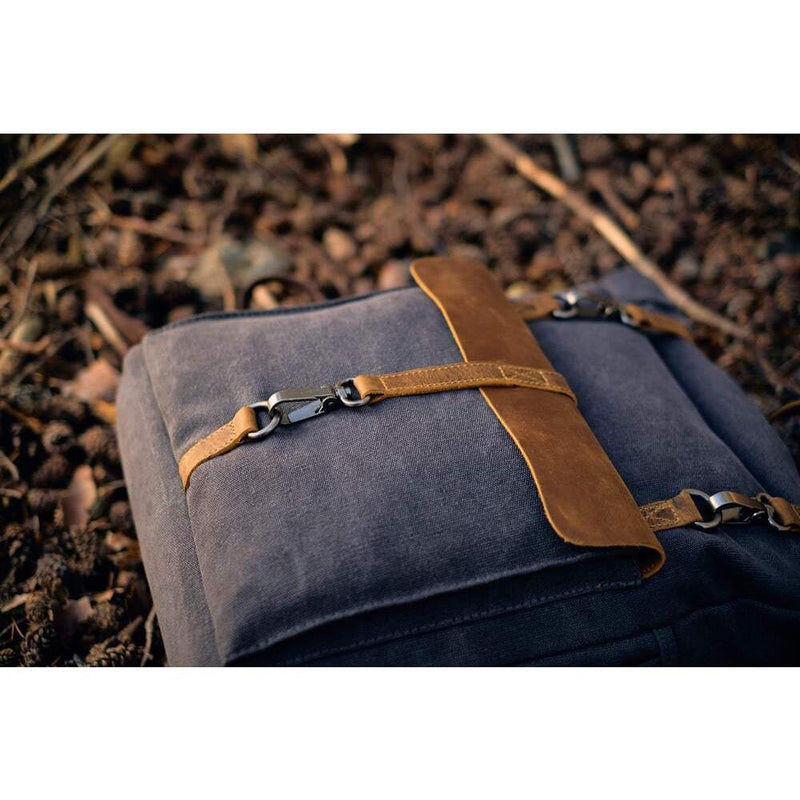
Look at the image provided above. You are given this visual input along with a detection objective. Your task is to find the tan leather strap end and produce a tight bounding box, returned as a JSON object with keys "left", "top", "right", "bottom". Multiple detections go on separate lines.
{"left": 513, "top": 295, "right": 561, "bottom": 322}
{"left": 352, "top": 362, "right": 576, "bottom": 405}
{"left": 640, "top": 490, "right": 703, "bottom": 532}
{"left": 767, "top": 497, "right": 800, "bottom": 530}
{"left": 621, "top": 304, "right": 693, "bottom": 341}
{"left": 411, "top": 256, "right": 665, "bottom": 578}
{"left": 179, "top": 405, "right": 258, "bottom": 489}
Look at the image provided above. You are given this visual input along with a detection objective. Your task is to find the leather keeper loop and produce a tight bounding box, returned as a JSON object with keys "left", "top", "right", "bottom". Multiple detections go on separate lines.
{"left": 353, "top": 361, "right": 576, "bottom": 405}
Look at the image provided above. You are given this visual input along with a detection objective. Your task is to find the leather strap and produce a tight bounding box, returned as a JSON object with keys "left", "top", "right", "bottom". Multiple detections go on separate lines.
{"left": 640, "top": 490, "right": 703, "bottom": 531}
{"left": 767, "top": 497, "right": 800, "bottom": 529}
{"left": 411, "top": 257, "right": 665, "bottom": 577}
{"left": 513, "top": 295, "right": 562, "bottom": 320}
{"left": 641, "top": 489, "right": 800, "bottom": 532}
{"left": 179, "top": 406, "right": 258, "bottom": 489}
{"left": 353, "top": 361, "right": 575, "bottom": 404}
{"left": 179, "top": 361, "right": 575, "bottom": 489}
{"left": 619, "top": 303, "right": 693, "bottom": 341}
{"left": 514, "top": 295, "right": 692, "bottom": 341}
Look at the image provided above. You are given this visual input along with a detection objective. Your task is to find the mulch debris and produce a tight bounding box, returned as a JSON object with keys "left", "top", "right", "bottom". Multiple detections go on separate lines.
{"left": 1, "top": 134, "right": 798, "bottom": 666}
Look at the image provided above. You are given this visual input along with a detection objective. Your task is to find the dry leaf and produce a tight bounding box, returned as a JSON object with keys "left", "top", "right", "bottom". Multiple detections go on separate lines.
{"left": 91, "top": 399, "right": 117, "bottom": 425}
{"left": 65, "top": 358, "right": 119, "bottom": 403}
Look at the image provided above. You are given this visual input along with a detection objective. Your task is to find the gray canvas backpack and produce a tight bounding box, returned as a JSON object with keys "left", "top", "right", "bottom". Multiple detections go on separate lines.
{"left": 117, "top": 257, "right": 800, "bottom": 665}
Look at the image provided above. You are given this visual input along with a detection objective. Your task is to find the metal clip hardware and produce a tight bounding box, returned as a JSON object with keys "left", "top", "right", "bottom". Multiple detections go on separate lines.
{"left": 686, "top": 489, "right": 798, "bottom": 532}
{"left": 552, "top": 289, "right": 640, "bottom": 329}
{"left": 246, "top": 379, "right": 371, "bottom": 441}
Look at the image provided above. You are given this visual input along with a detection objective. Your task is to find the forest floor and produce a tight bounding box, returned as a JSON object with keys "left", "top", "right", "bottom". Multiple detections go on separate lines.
{"left": 0, "top": 134, "right": 798, "bottom": 666}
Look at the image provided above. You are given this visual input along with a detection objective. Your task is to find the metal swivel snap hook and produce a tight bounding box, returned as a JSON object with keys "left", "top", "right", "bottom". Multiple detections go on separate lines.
{"left": 552, "top": 289, "right": 621, "bottom": 321}
{"left": 246, "top": 380, "right": 372, "bottom": 440}
{"left": 687, "top": 489, "right": 768, "bottom": 531}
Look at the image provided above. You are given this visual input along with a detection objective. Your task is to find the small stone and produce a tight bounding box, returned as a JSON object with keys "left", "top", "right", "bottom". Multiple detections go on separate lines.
{"left": 323, "top": 228, "right": 357, "bottom": 262}
{"left": 377, "top": 260, "right": 410, "bottom": 290}
{"left": 672, "top": 255, "right": 701, "bottom": 283}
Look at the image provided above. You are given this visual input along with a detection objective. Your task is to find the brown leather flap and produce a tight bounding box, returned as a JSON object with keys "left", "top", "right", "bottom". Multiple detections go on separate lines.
{"left": 411, "top": 256, "right": 665, "bottom": 577}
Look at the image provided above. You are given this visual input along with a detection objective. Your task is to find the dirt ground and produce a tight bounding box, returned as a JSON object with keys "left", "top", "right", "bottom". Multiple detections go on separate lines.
{"left": 0, "top": 134, "right": 798, "bottom": 666}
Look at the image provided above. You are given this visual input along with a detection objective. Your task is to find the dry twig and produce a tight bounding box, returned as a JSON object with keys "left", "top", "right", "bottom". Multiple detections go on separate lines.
{"left": 141, "top": 605, "right": 157, "bottom": 666}
{"left": 37, "top": 135, "right": 123, "bottom": 218}
{"left": 0, "top": 260, "right": 38, "bottom": 340}
{"left": 0, "top": 134, "right": 70, "bottom": 195}
{"left": 102, "top": 213, "right": 205, "bottom": 247}
{"left": 480, "top": 134, "right": 750, "bottom": 340}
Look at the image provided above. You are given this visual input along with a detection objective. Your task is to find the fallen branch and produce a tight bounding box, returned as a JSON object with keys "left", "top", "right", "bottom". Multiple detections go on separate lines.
{"left": 480, "top": 134, "right": 749, "bottom": 341}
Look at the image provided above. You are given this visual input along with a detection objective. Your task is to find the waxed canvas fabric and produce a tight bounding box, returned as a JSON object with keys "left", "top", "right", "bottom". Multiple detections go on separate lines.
{"left": 117, "top": 267, "right": 800, "bottom": 666}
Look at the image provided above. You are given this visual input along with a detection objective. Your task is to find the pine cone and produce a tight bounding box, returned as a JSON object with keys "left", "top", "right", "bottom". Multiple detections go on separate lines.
{"left": 109, "top": 501, "right": 133, "bottom": 534}
{"left": 2, "top": 522, "right": 35, "bottom": 570}
{"left": 41, "top": 421, "right": 75, "bottom": 454}
{"left": 34, "top": 552, "right": 69, "bottom": 595}
{"left": 79, "top": 426, "right": 119, "bottom": 464}
{"left": 27, "top": 488, "right": 62, "bottom": 519}
{"left": 32, "top": 453, "right": 71, "bottom": 488}
{"left": 20, "top": 622, "right": 59, "bottom": 666}
{"left": 25, "top": 592, "right": 56, "bottom": 625}
{"left": 45, "top": 394, "right": 89, "bottom": 426}
{"left": 85, "top": 638, "right": 142, "bottom": 667}
{"left": 774, "top": 277, "right": 800, "bottom": 315}
{"left": 84, "top": 598, "right": 126, "bottom": 638}
{"left": 67, "top": 526, "right": 100, "bottom": 576}
{"left": 0, "top": 648, "right": 18, "bottom": 667}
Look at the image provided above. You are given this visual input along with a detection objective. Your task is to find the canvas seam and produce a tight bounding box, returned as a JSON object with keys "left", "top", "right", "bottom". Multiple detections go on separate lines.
{"left": 251, "top": 578, "right": 642, "bottom": 666}
{"left": 140, "top": 342, "right": 224, "bottom": 665}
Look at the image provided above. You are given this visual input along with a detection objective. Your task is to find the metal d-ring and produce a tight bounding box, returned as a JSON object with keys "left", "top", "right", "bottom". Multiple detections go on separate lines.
{"left": 246, "top": 401, "right": 282, "bottom": 441}
{"left": 335, "top": 379, "right": 372, "bottom": 407}
{"left": 686, "top": 488, "right": 723, "bottom": 530}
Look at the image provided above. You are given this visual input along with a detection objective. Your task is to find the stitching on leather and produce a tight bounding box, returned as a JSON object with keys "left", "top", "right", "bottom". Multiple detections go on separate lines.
{"left": 186, "top": 421, "right": 237, "bottom": 462}
{"left": 640, "top": 500, "right": 679, "bottom": 526}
